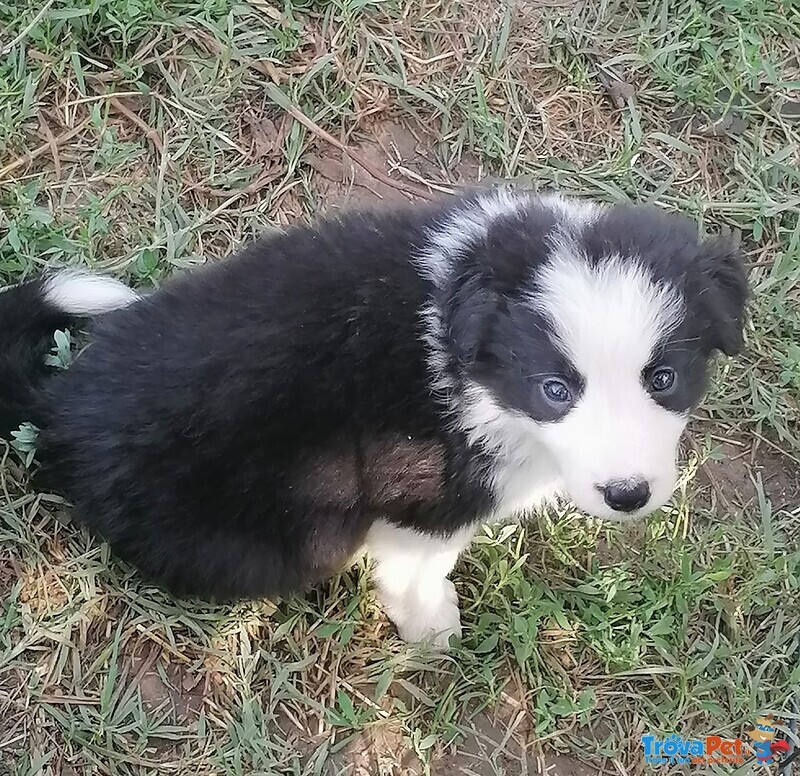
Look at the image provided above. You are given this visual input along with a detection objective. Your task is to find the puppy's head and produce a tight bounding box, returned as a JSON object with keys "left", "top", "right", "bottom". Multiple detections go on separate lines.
{"left": 428, "top": 191, "right": 747, "bottom": 520}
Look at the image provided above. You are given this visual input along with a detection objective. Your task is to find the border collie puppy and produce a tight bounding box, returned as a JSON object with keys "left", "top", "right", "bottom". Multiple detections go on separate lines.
{"left": 0, "top": 189, "right": 746, "bottom": 646}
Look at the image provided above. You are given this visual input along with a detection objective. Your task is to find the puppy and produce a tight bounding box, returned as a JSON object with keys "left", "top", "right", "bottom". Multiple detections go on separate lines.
{"left": 0, "top": 189, "right": 747, "bottom": 646}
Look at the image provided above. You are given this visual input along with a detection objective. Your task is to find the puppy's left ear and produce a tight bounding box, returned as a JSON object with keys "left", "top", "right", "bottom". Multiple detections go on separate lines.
{"left": 698, "top": 237, "right": 748, "bottom": 356}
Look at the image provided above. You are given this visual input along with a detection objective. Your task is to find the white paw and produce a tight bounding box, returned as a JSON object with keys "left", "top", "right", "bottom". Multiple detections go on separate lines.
{"left": 380, "top": 578, "right": 462, "bottom": 648}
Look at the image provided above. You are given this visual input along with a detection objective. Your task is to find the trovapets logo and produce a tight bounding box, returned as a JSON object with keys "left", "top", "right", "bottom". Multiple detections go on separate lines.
{"left": 641, "top": 715, "right": 794, "bottom": 768}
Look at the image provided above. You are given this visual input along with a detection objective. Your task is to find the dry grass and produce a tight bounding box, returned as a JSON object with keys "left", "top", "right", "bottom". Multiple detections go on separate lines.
{"left": 1, "top": 0, "right": 799, "bottom": 774}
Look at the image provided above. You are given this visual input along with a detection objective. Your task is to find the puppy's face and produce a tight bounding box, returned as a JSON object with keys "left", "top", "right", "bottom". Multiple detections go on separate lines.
{"left": 518, "top": 256, "right": 706, "bottom": 520}
{"left": 436, "top": 194, "right": 748, "bottom": 520}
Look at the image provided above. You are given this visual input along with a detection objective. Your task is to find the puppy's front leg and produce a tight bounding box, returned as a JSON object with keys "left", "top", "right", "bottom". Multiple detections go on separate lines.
{"left": 366, "top": 520, "right": 476, "bottom": 647}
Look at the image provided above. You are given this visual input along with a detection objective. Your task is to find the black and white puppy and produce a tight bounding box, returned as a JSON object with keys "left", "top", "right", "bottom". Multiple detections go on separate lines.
{"left": 0, "top": 189, "right": 747, "bottom": 646}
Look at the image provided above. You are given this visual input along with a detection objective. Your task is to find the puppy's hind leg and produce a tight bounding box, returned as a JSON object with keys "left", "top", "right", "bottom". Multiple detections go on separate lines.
{"left": 366, "top": 520, "right": 476, "bottom": 648}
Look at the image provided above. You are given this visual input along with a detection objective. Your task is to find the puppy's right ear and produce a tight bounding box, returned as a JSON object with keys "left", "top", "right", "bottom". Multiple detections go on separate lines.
{"left": 698, "top": 237, "right": 748, "bottom": 356}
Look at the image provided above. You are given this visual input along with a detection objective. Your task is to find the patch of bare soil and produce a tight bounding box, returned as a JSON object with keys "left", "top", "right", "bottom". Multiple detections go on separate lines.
{"left": 319, "top": 671, "right": 604, "bottom": 776}
{"left": 435, "top": 710, "right": 603, "bottom": 776}
{"left": 128, "top": 643, "right": 207, "bottom": 725}
{"left": 327, "top": 723, "right": 424, "bottom": 776}
{"left": 539, "top": 754, "right": 600, "bottom": 776}
{"left": 436, "top": 710, "right": 532, "bottom": 776}
{"left": 326, "top": 707, "right": 601, "bottom": 776}
{"left": 307, "top": 120, "right": 480, "bottom": 210}
{"left": 697, "top": 437, "right": 800, "bottom": 511}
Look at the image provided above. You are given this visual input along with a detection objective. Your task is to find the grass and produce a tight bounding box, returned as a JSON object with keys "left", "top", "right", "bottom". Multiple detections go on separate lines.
{"left": 1, "top": 0, "right": 799, "bottom": 773}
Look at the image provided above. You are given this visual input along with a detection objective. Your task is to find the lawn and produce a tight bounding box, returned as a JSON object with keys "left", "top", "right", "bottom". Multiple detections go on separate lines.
{"left": 1, "top": 0, "right": 799, "bottom": 774}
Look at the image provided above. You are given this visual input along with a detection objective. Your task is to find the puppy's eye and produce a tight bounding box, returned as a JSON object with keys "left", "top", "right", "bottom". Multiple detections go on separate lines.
{"left": 649, "top": 367, "right": 676, "bottom": 393}
{"left": 542, "top": 379, "right": 571, "bottom": 404}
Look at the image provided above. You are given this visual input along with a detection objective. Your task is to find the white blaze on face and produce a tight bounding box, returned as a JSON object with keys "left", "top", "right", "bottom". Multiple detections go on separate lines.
{"left": 528, "top": 248, "right": 687, "bottom": 520}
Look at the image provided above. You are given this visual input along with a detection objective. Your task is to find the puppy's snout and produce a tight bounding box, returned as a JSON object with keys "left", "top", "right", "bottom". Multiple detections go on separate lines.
{"left": 597, "top": 479, "right": 650, "bottom": 513}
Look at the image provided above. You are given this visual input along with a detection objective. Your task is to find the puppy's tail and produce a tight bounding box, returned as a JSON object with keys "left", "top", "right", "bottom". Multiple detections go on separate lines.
{"left": 0, "top": 271, "right": 138, "bottom": 437}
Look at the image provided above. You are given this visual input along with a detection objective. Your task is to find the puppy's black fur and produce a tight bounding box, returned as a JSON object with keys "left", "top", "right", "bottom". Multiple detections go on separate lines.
{"left": 0, "top": 192, "right": 747, "bottom": 601}
{"left": 5, "top": 202, "right": 495, "bottom": 599}
{"left": 0, "top": 279, "right": 77, "bottom": 436}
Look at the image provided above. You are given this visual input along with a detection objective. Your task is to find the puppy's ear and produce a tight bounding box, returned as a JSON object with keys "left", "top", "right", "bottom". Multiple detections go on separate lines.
{"left": 698, "top": 237, "right": 748, "bottom": 356}
{"left": 448, "top": 272, "right": 498, "bottom": 367}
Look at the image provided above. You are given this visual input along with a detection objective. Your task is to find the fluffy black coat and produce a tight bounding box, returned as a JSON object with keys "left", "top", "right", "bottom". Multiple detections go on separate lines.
{"left": 2, "top": 201, "right": 496, "bottom": 598}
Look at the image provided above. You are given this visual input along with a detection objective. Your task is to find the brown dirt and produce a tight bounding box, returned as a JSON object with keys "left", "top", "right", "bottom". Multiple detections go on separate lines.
{"left": 436, "top": 710, "right": 603, "bottom": 776}
{"left": 539, "top": 755, "right": 600, "bottom": 776}
{"left": 307, "top": 120, "right": 480, "bottom": 210}
{"left": 696, "top": 436, "right": 800, "bottom": 511}
{"left": 330, "top": 724, "right": 424, "bottom": 775}
{"left": 129, "top": 644, "right": 207, "bottom": 724}
{"left": 328, "top": 709, "right": 603, "bottom": 776}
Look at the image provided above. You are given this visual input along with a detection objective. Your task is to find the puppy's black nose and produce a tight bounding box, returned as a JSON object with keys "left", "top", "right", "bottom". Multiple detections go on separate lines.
{"left": 601, "top": 480, "right": 650, "bottom": 513}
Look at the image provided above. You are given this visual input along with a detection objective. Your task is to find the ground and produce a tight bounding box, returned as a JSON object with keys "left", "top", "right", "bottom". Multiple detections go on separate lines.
{"left": 0, "top": 0, "right": 799, "bottom": 774}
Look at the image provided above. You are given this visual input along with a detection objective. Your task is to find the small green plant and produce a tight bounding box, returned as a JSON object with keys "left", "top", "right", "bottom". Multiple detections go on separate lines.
{"left": 9, "top": 422, "right": 39, "bottom": 467}
{"left": 6, "top": 330, "right": 71, "bottom": 466}
{"left": 45, "top": 329, "right": 73, "bottom": 370}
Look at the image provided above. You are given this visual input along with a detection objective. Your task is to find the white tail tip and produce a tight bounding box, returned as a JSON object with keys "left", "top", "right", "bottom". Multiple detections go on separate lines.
{"left": 43, "top": 271, "right": 139, "bottom": 316}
